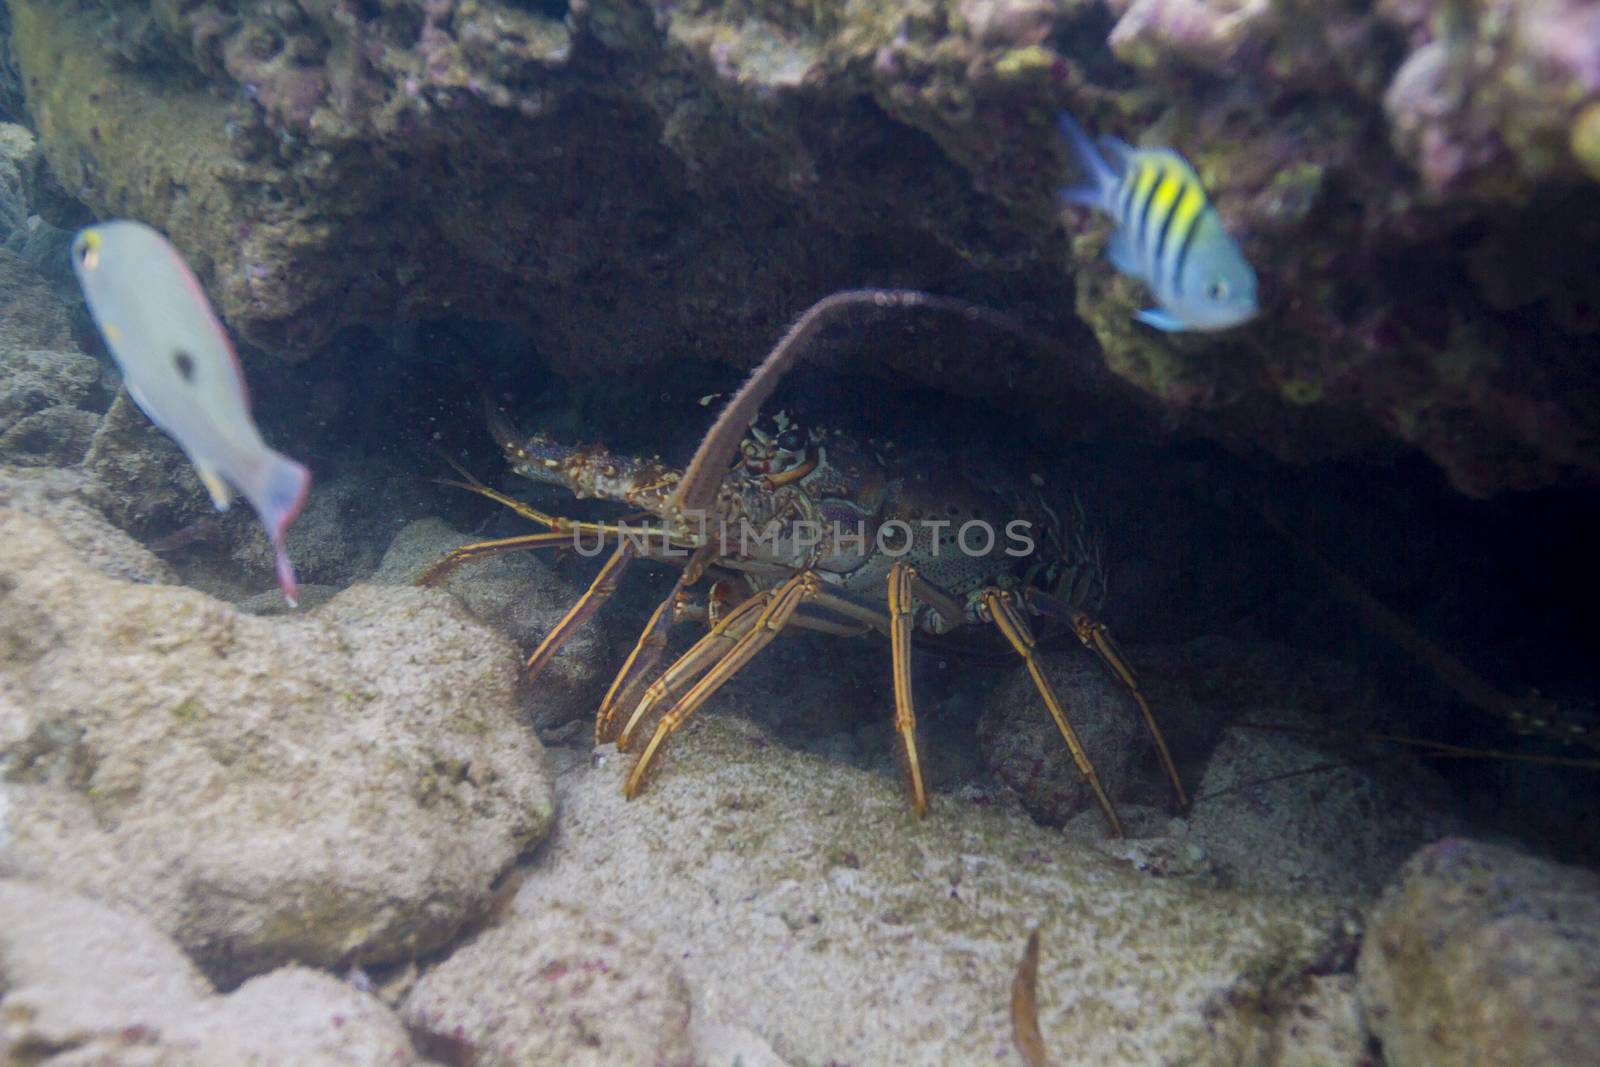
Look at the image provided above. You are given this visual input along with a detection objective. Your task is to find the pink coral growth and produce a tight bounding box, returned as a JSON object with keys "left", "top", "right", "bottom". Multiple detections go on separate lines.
{"left": 1383, "top": 0, "right": 1600, "bottom": 193}
{"left": 1109, "top": 0, "right": 1271, "bottom": 73}
{"left": 1519, "top": 0, "right": 1600, "bottom": 94}
{"left": 960, "top": 0, "right": 1058, "bottom": 49}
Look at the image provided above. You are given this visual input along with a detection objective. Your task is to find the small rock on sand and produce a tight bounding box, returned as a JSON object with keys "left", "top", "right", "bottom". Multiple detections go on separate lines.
{"left": 402, "top": 905, "right": 694, "bottom": 1067}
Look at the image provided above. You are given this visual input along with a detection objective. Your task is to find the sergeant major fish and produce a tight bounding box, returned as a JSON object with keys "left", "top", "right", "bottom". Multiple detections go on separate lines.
{"left": 71, "top": 220, "right": 311, "bottom": 606}
{"left": 1056, "top": 111, "right": 1259, "bottom": 332}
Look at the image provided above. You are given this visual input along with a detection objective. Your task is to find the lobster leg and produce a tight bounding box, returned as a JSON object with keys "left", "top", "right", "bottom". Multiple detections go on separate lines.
{"left": 596, "top": 578, "right": 692, "bottom": 743}
{"left": 787, "top": 613, "right": 873, "bottom": 637}
{"left": 798, "top": 587, "right": 893, "bottom": 637}
{"left": 615, "top": 591, "right": 774, "bottom": 750}
{"left": 888, "top": 562, "right": 930, "bottom": 817}
{"left": 524, "top": 541, "right": 638, "bottom": 681}
{"left": 1024, "top": 588, "right": 1189, "bottom": 811}
{"left": 786, "top": 581, "right": 934, "bottom": 806}
{"left": 908, "top": 573, "right": 966, "bottom": 632}
{"left": 597, "top": 550, "right": 735, "bottom": 744}
{"left": 982, "top": 589, "right": 1124, "bottom": 837}
{"left": 625, "top": 572, "right": 821, "bottom": 798}
{"left": 418, "top": 530, "right": 577, "bottom": 587}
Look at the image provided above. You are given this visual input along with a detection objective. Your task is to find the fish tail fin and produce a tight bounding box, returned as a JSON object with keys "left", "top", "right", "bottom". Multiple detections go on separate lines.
{"left": 244, "top": 450, "right": 311, "bottom": 607}
{"left": 1055, "top": 110, "right": 1117, "bottom": 212}
{"left": 275, "top": 546, "right": 301, "bottom": 608}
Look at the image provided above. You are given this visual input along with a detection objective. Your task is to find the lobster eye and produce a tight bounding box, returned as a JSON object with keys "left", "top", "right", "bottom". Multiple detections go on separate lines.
{"left": 777, "top": 429, "right": 805, "bottom": 451}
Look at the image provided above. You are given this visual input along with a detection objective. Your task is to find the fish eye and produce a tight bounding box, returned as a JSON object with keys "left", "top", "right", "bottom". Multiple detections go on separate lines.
{"left": 77, "top": 235, "right": 100, "bottom": 270}
{"left": 777, "top": 428, "right": 805, "bottom": 451}
{"left": 1206, "top": 279, "right": 1230, "bottom": 301}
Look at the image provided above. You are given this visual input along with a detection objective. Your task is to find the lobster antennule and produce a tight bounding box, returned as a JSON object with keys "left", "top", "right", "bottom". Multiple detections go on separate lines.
{"left": 483, "top": 390, "right": 527, "bottom": 459}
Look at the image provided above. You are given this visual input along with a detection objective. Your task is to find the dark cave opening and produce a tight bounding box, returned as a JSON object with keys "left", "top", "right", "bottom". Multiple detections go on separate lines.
{"left": 262, "top": 313, "right": 1599, "bottom": 864}
{"left": 504, "top": 0, "right": 571, "bottom": 23}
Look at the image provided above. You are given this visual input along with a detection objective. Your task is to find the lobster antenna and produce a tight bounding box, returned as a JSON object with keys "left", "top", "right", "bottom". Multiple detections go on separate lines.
{"left": 1254, "top": 499, "right": 1599, "bottom": 756}
{"left": 670, "top": 289, "right": 1076, "bottom": 519}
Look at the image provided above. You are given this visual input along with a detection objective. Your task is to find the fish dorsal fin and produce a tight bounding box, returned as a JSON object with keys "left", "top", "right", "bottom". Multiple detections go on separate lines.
{"left": 1140, "top": 147, "right": 1204, "bottom": 185}
{"left": 1096, "top": 136, "right": 1136, "bottom": 176}
{"left": 196, "top": 464, "right": 234, "bottom": 511}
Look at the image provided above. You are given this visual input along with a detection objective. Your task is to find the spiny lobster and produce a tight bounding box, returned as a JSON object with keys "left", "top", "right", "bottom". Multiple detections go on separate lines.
{"left": 421, "top": 290, "right": 1187, "bottom": 834}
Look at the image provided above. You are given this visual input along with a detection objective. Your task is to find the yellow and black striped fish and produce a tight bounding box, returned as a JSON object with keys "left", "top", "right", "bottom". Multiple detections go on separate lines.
{"left": 1057, "top": 112, "right": 1259, "bottom": 332}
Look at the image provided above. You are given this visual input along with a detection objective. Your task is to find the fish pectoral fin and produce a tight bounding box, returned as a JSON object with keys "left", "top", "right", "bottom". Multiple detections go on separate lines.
{"left": 196, "top": 465, "right": 235, "bottom": 511}
{"left": 1106, "top": 230, "right": 1140, "bottom": 276}
{"left": 1134, "top": 307, "right": 1188, "bottom": 332}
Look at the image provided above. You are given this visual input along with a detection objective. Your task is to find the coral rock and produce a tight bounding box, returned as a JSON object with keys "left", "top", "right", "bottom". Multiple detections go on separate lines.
{"left": 0, "top": 467, "right": 175, "bottom": 584}
{"left": 1357, "top": 838, "right": 1600, "bottom": 1067}
{"left": 375, "top": 517, "right": 615, "bottom": 731}
{"left": 977, "top": 649, "right": 1144, "bottom": 826}
{"left": 0, "top": 122, "right": 36, "bottom": 238}
{"left": 0, "top": 879, "right": 421, "bottom": 1066}
{"left": 0, "top": 246, "right": 74, "bottom": 353}
{"left": 402, "top": 906, "right": 695, "bottom": 1067}
{"left": 0, "top": 509, "right": 553, "bottom": 984}
{"left": 1190, "top": 710, "right": 1465, "bottom": 897}
{"left": 80, "top": 390, "right": 211, "bottom": 537}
